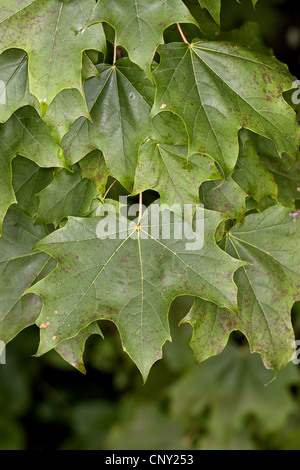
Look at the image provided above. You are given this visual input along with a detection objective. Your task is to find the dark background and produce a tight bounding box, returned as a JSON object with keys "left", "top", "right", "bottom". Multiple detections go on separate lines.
{"left": 1, "top": 0, "right": 300, "bottom": 450}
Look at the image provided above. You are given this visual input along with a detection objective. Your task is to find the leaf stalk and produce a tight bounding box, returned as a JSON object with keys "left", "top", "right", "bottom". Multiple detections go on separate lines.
{"left": 177, "top": 23, "right": 189, "bottom": 45}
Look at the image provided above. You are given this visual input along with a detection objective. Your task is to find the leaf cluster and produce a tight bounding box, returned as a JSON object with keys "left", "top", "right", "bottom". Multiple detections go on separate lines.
{"left": 0, "top": 0, "right": 299, "bottom": 380}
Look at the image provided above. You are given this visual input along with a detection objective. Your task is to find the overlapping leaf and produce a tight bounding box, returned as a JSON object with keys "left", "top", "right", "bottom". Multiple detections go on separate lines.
{"left": 0, "top": 207, "right": 54, "bottom": 345}
{"left": 200, "top": 175, "right": 247, "bottom": 221}
{"left": 0, "top": 107, "right": 63, "bottom": 234}
{"left": 12, "top": 157, "right": 53, "bottom": 218}
{"left": 28, "top": 206, "right": 243, "bottom": 379}
{"left": 151, "top": 42, "right": 299, "bottom": 174}
{"left": 0, "top": 49, "right": 38, "bottom": 122}
{"left": 0, "top": 48, "right": 93, "bottom": 143}
{"left": 233, "top": 130, "right": 278, "bottom": 203}
{"left": 79, "top": 151, "right": 109, "bottom": 196}
{"left": 133, "top": 142, "right": 220, "bottom": 213}
{"left": 199, "top": 0, "right": 221, "bottom": 25}
{"left": 89, "top": 0, "right": 197, "bottom": 75}
{"left": 0, "top": 0, "right": 106, "bottom": 106}
{"left": 36, "top": 165, "right": 99, "bottom": 227}
{"left": 225, "top": 205, "right": 300, "bottom": 372}
{"left": 42, "top": 89, "right": 90, "bottom": 145}
{"left": 132, "top": 111, "right": 222, "bottom": 212}
{"left": 183, "top": 204, "right": 300, "bottom": 372}
{"left": 258, "top": 138, "right": 300, "bottom": 207}
{"left": 182, "top": 297, "right": 237, "bottom": 363}
{"left": 63, "top": 59, "right": 153, "bottom": 191}
{"left": 0, "top": 204, "right": 101, "bottom": 369}
{"left": 0, "top": 0, "right": 298, "bottom": 380}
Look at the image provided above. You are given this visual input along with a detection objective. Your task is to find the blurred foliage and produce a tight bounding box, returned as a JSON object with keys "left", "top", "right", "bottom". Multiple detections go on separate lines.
{"left": 1, "top": 297, "right": 300, "bottom": 450}
{"left": 1, "top": 0, "right": 300, "bottom": 450}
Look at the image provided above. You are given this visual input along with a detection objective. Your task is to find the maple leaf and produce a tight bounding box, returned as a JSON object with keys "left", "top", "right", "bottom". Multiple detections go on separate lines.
{"left": 79, "top": 150, "right": 109, "bottom": 197}
{"left": 55, "top": 322, "right": 103, "bottom": 374}
{"left": 12, "top": 158, "right": 53, "bottom": 223}
{"left": 181, "top": 297, "right": 237, "bottom": 363}
{"left": 36, "top": 165, "right": 99, "bottom": 227}
{"left": 42, "top": 89, "right": 91, "bottom": 145}
{"left": 0, "top": 207, "right": 55, "bottom": 346}
{"left": 199, "top": 0, "right": 221, "bottom": 25}
{"left": 89, "top": 0, "right": 197, "bottom": 76}
{"left": 0, "top": 0, "right": 106, "bottom": 107}
{"left": 232, "top": 130, "right": 278, "bottom": 203}
{"left": 170, "top": 343, "right": 300, "bottom": 449}
{"left": 200, "top": 175, "right": 247, "bottom": 222}
{"left": 63, "top": 59, "right": 154, "bottom": 191}
{"left": 151, "top": 42, "right": 299, "bottom": 175}
{"left": 0, "top": 107, "right": 63, "bottom": 234}
{"left": 0, "top": 0, "right": 298, "bottom": 382}
{"left": 258, "top": 138, "right": 300, "bottom": 208}
{"left": 0, "top": 48, "right": 93, "bottom": 143}
{"left": 133, "top": 141, "right": 220, "bottom": 214}
{"left": 0, "top": 49, "right": 38, "bottom": 122}
{"left": 226, "top": 205, "right": 300, "bottom": 372}
{"left": 183, "top": 204, "right": 300, "bottom": 373}
{"left": 213, "top": 204, "right": 299, "bottom": 374}
{"left": 28, "top": 206, "right": 243, "bottom": 379}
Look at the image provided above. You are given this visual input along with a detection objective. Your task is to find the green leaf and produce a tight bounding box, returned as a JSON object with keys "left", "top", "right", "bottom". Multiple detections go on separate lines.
{"left": 0, "top": 0, "right": 106, "bottom": 106}
{"left": 199, "top": 0, "right": 221, "bottom": 25}
{"left": 63, "top": 59, "right": 154, "bottom": 191}
{"left": 151, "top": 42, "right": 299, "bottom": 174}
{"left": 169, "top": 343, "right": 300, "bottom": 448}
{"left": 226, "top": 205, "right": 300, "bottom": 372}
{"left": 0, "top": 48, "right": 91, "bottom": 143}
{"left": 216, "top": 22, "right": 270, "bottom": 54}
{"left": 89, "top": 0, "right": 197, "bottom": 75}
{"left": 12, "top": 157, "right": 53, "bottom": 218}
{"left": 36, "top": 165, "right": 99, "bottom": 227}
{"left": 200, "top": 175, "right": 247, "bottom": 221}
{"left": 55, "top": 322, "right": 103, "bottom": 374}
{"left": 269, "top": 157, "right": 300, "bottom": 208}
{"left": 0, "top": 0, "right": 298, "bottom": 381}
{"left": 42, "top": 89, "right": 90, "bottom": 145}
{"left": 0, "top": 49, "right": 38, "bottom": 122}
{"left": 181, "top": 297, "right": 237, "bottom": 363}
{"left": 149, "top": 111, "right": 188, "bottom": 146}
{"left": 0, "top": 207, "right": 55, "bottom": 345}
{"left": 258, "top": 139, "right": 300, "bottom": 207}
{"left": 79, "top": 151, "right": 109, "bottom": 197}
{"left": 105, "top": 403, "right": 182, "bottom": 450}
{"left": 28, "top": 206, "right": 243, "bottom": 380}
{"left": 232, "top": 130, "right": 278, "bottom": 203}
{"left": 133, "top": 142, "right": 220, "bottom": 214}
{"left": 253, "top": 195, "right": 277, "bottom": 213}
{"left": 0, "top": 107, "right": 63, "bottom": 234}
{"left": 0, "top": 1, "right": 34, "bottom": 22}
{"left": 82, "top": 52, "right": 100, "bottom": 81}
